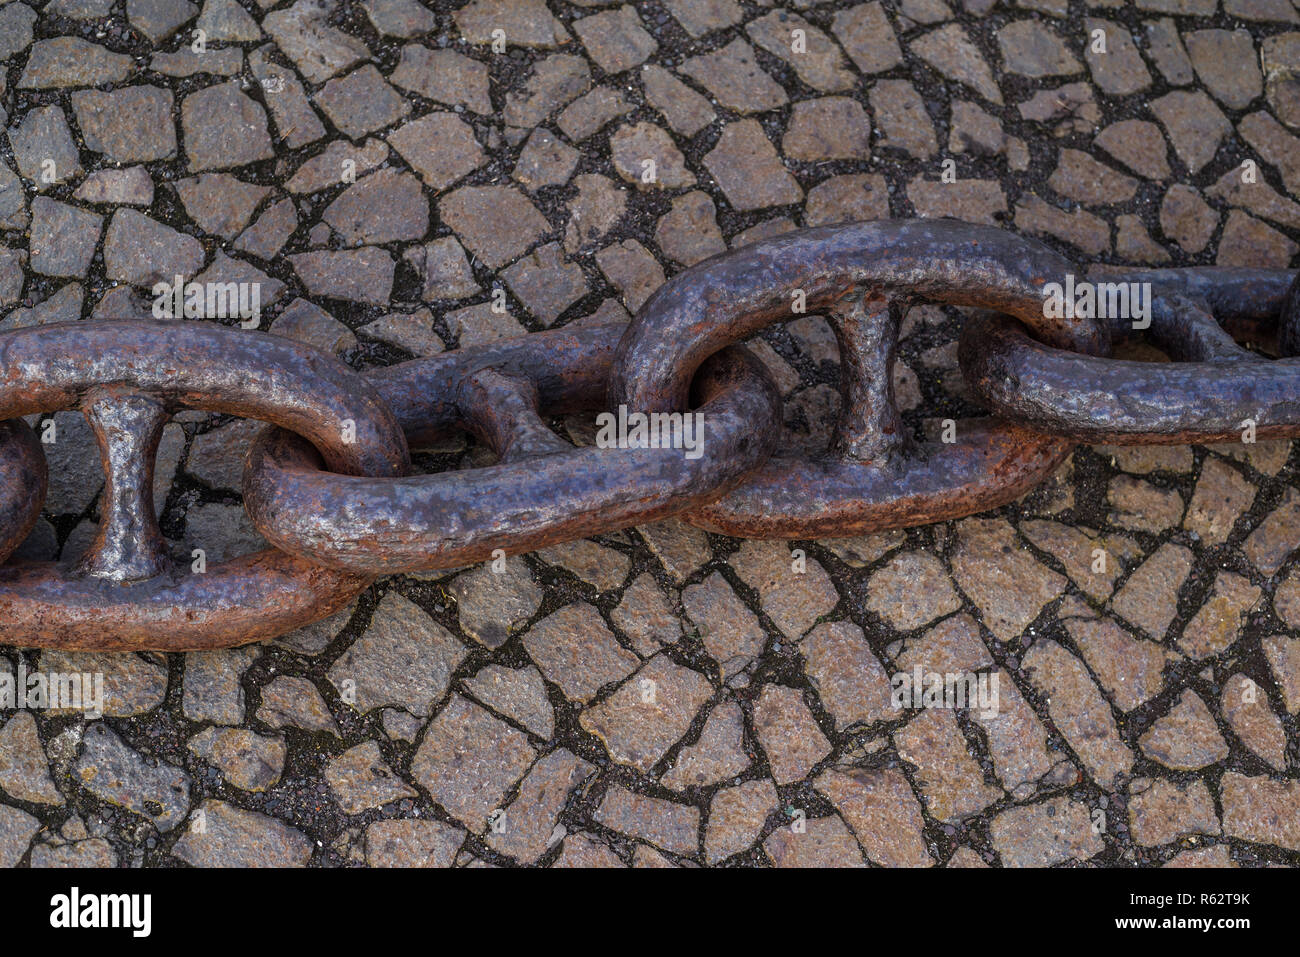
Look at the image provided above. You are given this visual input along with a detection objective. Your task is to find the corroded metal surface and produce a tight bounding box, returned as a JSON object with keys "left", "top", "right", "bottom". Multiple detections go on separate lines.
{"left": 960, "top": 268, "right": 1300, "bottom": 445}
{"left": 0, "top": 321, "right": 407, "bottom": 650}
{"left": 612, "top": 219, "right": 1106, "bottom": 538}
{"left": 243, "top": 323, "right": 781, "bottom": 574}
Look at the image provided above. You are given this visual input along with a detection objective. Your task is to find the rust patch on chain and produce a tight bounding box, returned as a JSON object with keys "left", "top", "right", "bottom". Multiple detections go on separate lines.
{"left": 960, "top": 268, "right": 1300, "bottom": 444}
{"left": 0, "top": 320, "right": 408, "bottom": 651}
{"left": 611, "top": 219, "right": 1109, "bottom": 538}
{"left": 243, "top": 323, "right": 781, "bottom": 574}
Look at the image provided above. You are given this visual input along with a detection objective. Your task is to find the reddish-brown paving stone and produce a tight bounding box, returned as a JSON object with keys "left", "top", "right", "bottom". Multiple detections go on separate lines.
{"left": 815, "top": 767, "right": 933, "bottom": 867}
{"left": 762, "top": 815, "right": 865, "bottom": 867}
{"left": 894, "top": 709, "right": 1004, "bottom": 822}
{"left": 1221, "top": 772, "right": 1300, "bottom": 852}
{"left": 1138, "top": 691, "right": 1229, "bottom": 771}
{"left": 1127, "top": 777, "right": 1220, "bottom": 847}
{"left": 752, "top": 684, "right": 831, "bottom": 785}
{"left": 989, "top": 795, "right": 1105, "bottom": 867}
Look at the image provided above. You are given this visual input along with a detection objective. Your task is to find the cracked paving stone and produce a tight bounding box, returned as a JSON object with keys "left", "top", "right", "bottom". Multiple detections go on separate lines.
{"left": 488, "top": 748, "right": 594, "bottom": 863}
{"left": 1017, "top": 82, "right": 1099, "bottom": 135}
{"left": 1048, "top": 148, "right": 1138, "bottom": 206}
{"left": 445, "top": 302, "right": 527, "bottom": 345}
{"left": 362, "top": 0, "right": 432, "bottom": 37}
{"left": 998, "top": 19, "right": 1081, "bottom": 77}
{"left": 912, "top": 23, "right": 1003, "bottom": 105}
{"left": 174, "top": 173, "right": 269, "bottom": 239}
{"left": 832, "top": 2, "right": 902, "bottom": 74}
{"left": 366, "top": 818, "right": 464, "bottom": 867}
{"left": 640, "top": 64, "right": 714, "bottom": 137}
{"left": 1062, "top": 605, "right": 1176, "bottom": 713}
{"left": 29, "top": 198, "right": 101, "bottom": 279}
{"left": 317, "top": 65, "right": 411, "bottom": 139}
{"left": 706, "top": 778, "right": 776, "bottom": 864}
{"left": 581, "top": 654, "right": 713, "bottom": 772}
{"left": 908, "top": 178, "right": 1007, "bottom": 226}
{"left": 30, "top": 839, "right": 117, "bottom": 868}
{"left": 462, "top": 664, "right": 554, "bottom": 738}
{"left": 1023, "top": 639, "right": 1134, "bottom": 787}
{"left": 574, "top": 5, "right": 657, "bottom": 74}
{"left": 1094, "top": 120, "right": 1170, "bottom": 181}
{"left": 324, "top": 169, "right": 427, "bottom": 245}
{"left": 271, "top": 297, "right": 356, "bottom": 352}
{"left": 1262, "top": 633, "right": 1300, "bottom": 713}
{"left": 325, "top": 741, "right": 417, "bottom": 814}
{"left": 559, "top": 86, "right": 630, "bottom": 142}
{"left": 514, "top": 129, "right": 579, "bottom": 191}
{"left": 894, "top": 613, "right": 993, "bottom": 675}
{"left": 805, "top": 173, "right": 891, "bottom": 226}
{"left": 287, "top": 139, "right": 388, "bottom": 194}
{"left": 72, "top": 86, "right": 177, "bottom": 164}
{"left": 236, "top": 198, "right": 298, "bottom": 260}
{"left": 746, "top": 11, "right": 854, "bottom": 92}
{"left": 411, "top": 694, "right": 537, "bottom": 830}
{"left": 816, "top": 767, "right": 932, "bottom": 867}
{"left": 1108, "top": 475, "right": 1185, "bottom": 533}
{"left": 1261, "top": 31, "right": 1300, "bottom": 125}
{"left": 784, "top": 97, "right": 871, "bottom": 162}
{"left": 1139, "top": 690, "right": 1229, "bottom": 770}
{"left": 1110, "top": 542, "right": 1193, "bottom": 640}
{"left": 417, "top": 237, "right": 479, "bottom": 301}
{"left": 1144, "top": 16, "right": 1194, "bottom": 85}
{"left": 802, "top": 620, "right": 896, "bottom": 730}
{"left": 391, "top": 46, "right": 491, "bottom": 115}
{"left": 196, "top": 0, "right": 261, "bottom": 40}
{"left": 523, "top": 602, "right": 639, "bottom": 704}
{"left": 972, "top": 671, "right": 1062, "bottom": 798}
{"left": 1217, "top": 209, "right": 1298, "bottom": 268}
{"left": 8, "top": 105, "right": 82, "bottom": 191}
{"left": 174, "top": 799, "right": 312, "bottom": 866}
{"left": 865, "top": 551, "right": 961, "bottom": 632}
{"left": 1149, "top": 91, "right": 1232, "bottom": 175}
{"left": 183, "top": 647, "right": 257, "bottom": 723}
{"left": 0, "top": 805, "right": 39, "bottom": 867}
{"left": 663, "top": 0, "right": 742, "bottom": 37}
{"left": 894, "top": 709, "right": 1003, "bottom": 822}
{"left": 182, "top": 81, "right": 275, "bottom": 171}
{"left": 595, "top": 786, "right": 698, "bottom": 858}
{"left": 1220, "top": 673, "right": 1286, "bottom": 771}
{"left": 609, "top": 121, "right": 693, "bottom": 190}
{"left": 1245, "top": 486, "right": 1300, "bottom": 576}
{"left": 328, "top": 592, "right": 467, "bottom": 716}
{"left": 1128, "top": 777, "right": 1219, "bottom": 847}
{"left": 184, "top": 502, "right": 266, "bottom": 562}
{"left": 502, "top": 243, "right": 587, "bottom": 324}
{"left": 127, "top": 0, "right": 197, "bottom": 42}
{"left": 729, "top": 540, "right": 838, "bottom": 640}
{"left": 454, "top": 0, "right": 567, "bottom": 48}
{"left": 1208, "top": 168, "right": 1300, "bottom": 233}
{"left": 612, "top": 574, "right": 682, "bottom": 656}
{"left": 654, "top": 190, "right": 725, "bottom": 267}
{"left": 257, "top": 676, "right": 340, "bottom": 735}
{"left": 871, "top": 80, "right": 938, "bottom": 159}
{"left": 536, "top": 540, "right": 630, "bottom": 592}
{"left": 752, "top": 684, "right": 831, "bottom": 785}
{"left": 248, "top": 48, "right": 326, "bottom": 147}
{"left": 1164, "top": 845, "right": 1236, "bottom": 868}
{"left": 661, "top": 700, "right": 750, "bottom": 789}
{"left": 503, "top": 54, "right": 591, "bottom": 129}
{"left": 441, "top": 185, "right": 549, "bottom": 269}
{"left": 1015, "top": 196, "right": 1110, "bottom": 256}
{"left": 1240, "top": 111, "right": 1300, "bottom": 196}
{"left": 704, "top": 121, "right": 804, "bottom": 210}
{"left": 681, "top": 39, "right": 787, "bottom": 114}
{"left": 0, "top": 163, "right": 28, "bottom": 231}
{"left": 1274, "top": 571, "right": 1300, "bottom": 632}
{"left": 763, "top": 814, "right": 864, "bottom": 867}
{"left": 75, "top": 724, "right": 191, "bottom": 832}
{"left": 263, "top": 0, "right": 369, "bottom": 85}
{"left": 596, "top": 238, "right": 664, "bottom": 311}
{"left": 1177, "top": 571, "right": 1260, "bottom": 659}
{"left": 40, "top": 651, "right": 167, "bottom": 717}
{"left": 74, "top": 167, "right": 155, "bottom": 207}
{"left": 289, "top": 247, "right": 394, "bottom": 305}
{"left": 1021, "top": 520, "right": 1133, "bottom": 601}
{"left": 565, "top": 173, "right": 627, "bottom": 253}
{"left": 1222, "top": 772, "right": 1300, "bottom": 852}
{"left": 552, "top": 832, "right": 624, "bottom": 867}
{"left": 1160, "top": 184, "right": 1218, "bottom": 255}
{"left": 450, "top": 556, "right": 542, "bottom": 649}
{"left": 1117, "top": 215, "right": 1172, "bottom": 263}
{"left": 19, "top": 37, "right": 133, "bottom": 89}
{"left": 150, "top": 47, "right": 243, "bottom": 78}
{"left": 188, "top": 727, "right": 286, "bottom": 792}
{"left": 990, "top": 795, "right": 1105, "bottom": 867}
{"left": 1084, "top": 18, "right": 1152, "bottom": 95}
{"left": 0, "top": 3, "right": 35, "bottom": 61}
{"left": 1185, "top": 29, "right": 1263, "bottom": 111}
{"left": 0, "top": 713, "right": 63, "bottom": 805}
{"left": 950, "top": 517, "right": 1065, "bottom": 641}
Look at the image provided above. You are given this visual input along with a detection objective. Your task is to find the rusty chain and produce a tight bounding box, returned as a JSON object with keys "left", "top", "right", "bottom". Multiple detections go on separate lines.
{"left": 0, "top": 218, "right": 1296, "bottom": 650}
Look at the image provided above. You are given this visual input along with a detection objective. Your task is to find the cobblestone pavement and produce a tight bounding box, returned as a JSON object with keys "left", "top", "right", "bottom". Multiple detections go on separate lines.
{"left": 1, "top": 0, "right": 1299, "bottom": 868}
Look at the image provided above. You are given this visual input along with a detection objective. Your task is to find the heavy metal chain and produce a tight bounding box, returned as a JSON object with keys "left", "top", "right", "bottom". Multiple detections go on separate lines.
{"left": 0, "top": 219, "right": 1296, "bottom": 651}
